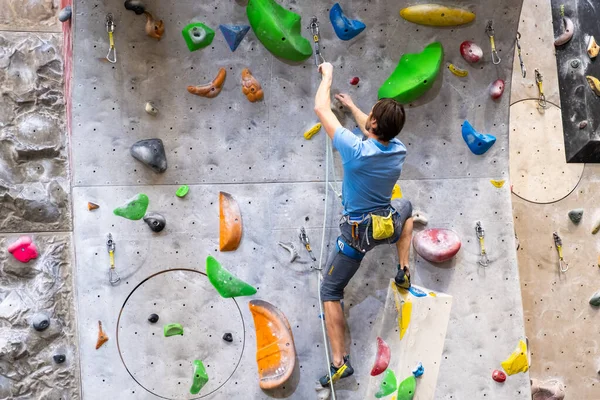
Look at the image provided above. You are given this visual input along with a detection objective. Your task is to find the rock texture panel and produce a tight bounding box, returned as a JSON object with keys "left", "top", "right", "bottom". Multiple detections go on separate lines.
{"left": 0, "top": 0, "right": 60, "bottom": 32}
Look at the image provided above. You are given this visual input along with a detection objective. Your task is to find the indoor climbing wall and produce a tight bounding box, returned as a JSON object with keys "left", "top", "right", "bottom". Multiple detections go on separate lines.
{"left": 69, "top": 0, "right": 529, "bottom": 399}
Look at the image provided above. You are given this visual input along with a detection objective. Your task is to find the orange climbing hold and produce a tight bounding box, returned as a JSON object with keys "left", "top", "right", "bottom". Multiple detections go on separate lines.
{"left": 249, "top": 300, "right": 296, "bottom": 389}
{"left": 144, "top": 12, "right": 164, "bottom": 40}
{"left": 96, "top": 321, "right": 109, "bottom": 349}
{"left": 219, "top": 191, "right": 242, "bottom": 251}
{"left": 188, "top": 68, "right": 227, "bottom": 98}
{"left": 87, "top": 202, "right": 99, "bottom": 211}
{"left": 241, "top": 68, "right": 264, "bottom": 102}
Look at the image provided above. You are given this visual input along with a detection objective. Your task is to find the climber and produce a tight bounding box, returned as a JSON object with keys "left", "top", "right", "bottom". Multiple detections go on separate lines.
{"left": 314, "top": 62, "right": 414, "bottom": 387}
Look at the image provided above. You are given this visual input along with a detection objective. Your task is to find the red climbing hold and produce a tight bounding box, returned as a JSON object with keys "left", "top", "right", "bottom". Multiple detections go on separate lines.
{"left": 460, "top": 40, "right": 482, "bottom": 63}
{"left": 490, "top": 79, "right": 505, "bottom": 100}
{"left": 492, "top": 369, "right": 506, "bottom": 383}
{"left": 350, "top": 77, "right": 360, "bottom": 85}
{"left": 8, "top": 236, "right": 38, "bottom": 263}
{"left": 370, "top": 336, "right": 391, "bottom": 376}
{"left": 412, "top": 228, "right": 461, "bottom": 263}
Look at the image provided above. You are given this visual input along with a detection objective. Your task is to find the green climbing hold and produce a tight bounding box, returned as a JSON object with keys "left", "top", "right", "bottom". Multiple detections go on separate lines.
{"left": 176, "top": 185, "right": 189, "bottom": 198}
{"left": 206, "top": 255, "right": 257, "bottom": 298}
{"left": 190, "top": 359, "right": 209, "bottom": 395}
{"left": 182, "top": 23, "right": 215, "bottom": 51}
{"left": 246, "top": 0, "right": 312, "bottom": 61}
{"left": 397, "top": 375, "right": 417, "bottom": 400}
{"left": 113, "top": 193, "right": 149, "bottom": 220}
{"left": 375, "top": 369, "right": 398, "bottom": 398}
{"left": 164, "top": 323, "right": 184, "bottom": 337}
{"left": 378, "top": 42, "right": 444, "bottom": 104}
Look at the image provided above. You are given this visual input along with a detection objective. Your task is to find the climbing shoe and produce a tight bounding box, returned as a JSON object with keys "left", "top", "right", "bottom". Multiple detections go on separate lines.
{"left": 319, "top": 355, "right": 354, "bottom": 387}
{"left": 395, "top": 265, "right": 411, "bottom": 289}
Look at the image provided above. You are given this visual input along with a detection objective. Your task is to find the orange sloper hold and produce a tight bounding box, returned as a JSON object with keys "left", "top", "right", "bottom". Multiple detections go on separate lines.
{"left": 188, "top": 68, "right": 227, "bottom": 98}
{"left": 249, "top": 300, "right": 296, "bottom": 389}
{"left": 144, "top": 12, "right": 164, "bottom": 40}
{"left": 219, "top": 191, "right": 242, "bottom": 251}
{"left": 96, "top": 321, "right": 109, "bottom": 349}
{"left": 241, "top": 68, "right": 264, "bottom": 102}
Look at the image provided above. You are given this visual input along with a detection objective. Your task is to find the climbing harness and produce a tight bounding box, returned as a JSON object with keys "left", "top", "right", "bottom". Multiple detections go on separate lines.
{"left": 308, "top": 16, "right": 326, "bottom": 67}
{"left": 552, "top": 232, "right": 569, "bottom": 273}
{"left": 486, "top": 20, "right": 501, "bottom": 65}
{"left": 105, "top": 13, "right": 117, "bottom": 63}
{"left": 475, "top": 221, "right": 490, "bottom": 267}
{"left": 299, "top": 227, "right": 318, "bottom": 263}
{"left": 336, "top": 236, "right": 365, "bottom": 261}
{"left": 516, "top": 32, "right": 526, "bottom": 78}
{"left": 107, "top": 233, "right": 121, "bottom": 285}
{"left": 535, "top": 69, "right": 548, "bottom": 111}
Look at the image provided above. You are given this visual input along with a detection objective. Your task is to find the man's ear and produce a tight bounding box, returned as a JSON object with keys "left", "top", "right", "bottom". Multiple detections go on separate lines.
{"left": 370, "top": 117, "right": 378, "bottom": 130}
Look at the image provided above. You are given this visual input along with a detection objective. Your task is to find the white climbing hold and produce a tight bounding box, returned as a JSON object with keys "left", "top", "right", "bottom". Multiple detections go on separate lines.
{"left": 412, "top": 211, "right": 428, "bottom": 225}
{"left": 145, "top": 102, "right": 158, "bottom": 116}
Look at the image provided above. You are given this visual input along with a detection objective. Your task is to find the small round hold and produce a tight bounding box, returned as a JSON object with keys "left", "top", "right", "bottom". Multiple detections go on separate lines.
{"left": 492, "top": 369, "right": 506, "bottom": 383}
{"left": 58, "top": 6, "right": 72, "bottom": 22}
{"left": 579, "top": 120, "right": 588, "bottom": 129}
{"left": 32, "top": 313, "right": 50, "bottom": 331}
{"left": 223, "top": 332, "right": 233, "bottom": 342}
{"left": 145, "top": 102, "right": 158, "bottom": 116}
{"left": 124, "top": 0, "right": 146, "bottom": 15}
{"left": 490, "top": 79, "right": 505, "bottom": 100}
{"left": 148, "top": 313, "right": 159, "bottom": 323}
{"left": 143, "top": 212, "right": 166, "bottom": 232}
{"left": 350, "top": 77, "right": 360, "bottom": 85}
{"left": 53, "top": 354, "right": 66, "bottom": 364}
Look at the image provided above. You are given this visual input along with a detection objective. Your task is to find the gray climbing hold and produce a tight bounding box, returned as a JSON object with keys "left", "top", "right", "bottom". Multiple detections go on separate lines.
{"left": 590, "top": 291, "right": 600, "bottom": 306}
{"left": 568, "top": 208, "right": 583, "bottom": 224}
{"left": 32, "top": 313, "right": 50, "bottom": 331}
{"left": 223, "top": 332, "right": 233, "bottom": 342}
{"left": 124, "top": 0, "right": 146, "bottom": 14}
{"left": 148, "top": 313, "right": 159, "bottom": 323}
{"left": 579, "top": 120, "right": 588, "bottom": 129}
{"left": 143, "top": 212, "right": 166, "bottom": 232}
{"left": 130, "top": 139, "right": 167, "bottom": 173}
{"left": 53, "top": 354, "right": 66, "bottom": 364}
{"left": 58, "top": 6, "right": 72, "bottom": 22}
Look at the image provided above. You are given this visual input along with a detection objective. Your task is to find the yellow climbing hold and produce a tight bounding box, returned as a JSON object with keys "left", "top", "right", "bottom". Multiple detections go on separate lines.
{"left": 428, "top": 291, "right": 437, "bottom": 297}
{"left": 303, "top": 123, "right": 322, "bottom": 140}
{"left": 400, "top": 4, "right": 475, "bottom": 27}
{"left": 501, "top": 340, "right": 529, "bottom": 375}
{"left": 490, "top": 179, "right": 505, "bottom": 188}
{"left": 391, "top": 184, "right": 403, "bottom": 200}
{"left": 448, "top": 63, "right": 468, "bottom": 77}
{"left": 586, "top": 75, "right": 600, "bottom": 96}
{"left": 392, "top": 282, "right": 412, "bottom": 340}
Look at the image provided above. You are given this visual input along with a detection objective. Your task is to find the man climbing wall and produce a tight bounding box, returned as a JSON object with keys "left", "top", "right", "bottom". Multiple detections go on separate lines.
{"left": 313, "top": 62, "right": 414, "bottom": 386}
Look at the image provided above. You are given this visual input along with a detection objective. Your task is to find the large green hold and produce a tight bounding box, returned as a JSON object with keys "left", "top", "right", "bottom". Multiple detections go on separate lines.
{"left": 378, "top": 42, "right": 443, "bottom": 104}
{"left": 190, "top": 360, "right": 209, "bottom": 394}
{"left": 113, "top": 193, "right": 149, "bottom": 220}
{"left": 375, "top": 369, "right": 398, "bottom": 398}
{"left": 246, "top": 0, "right": 312, "bottom": 61}
{"left": 206, "top": 255, "right": 257, "bottom": 298}
{"left": 397, "top": 375, "right": 417, "bottom": 400}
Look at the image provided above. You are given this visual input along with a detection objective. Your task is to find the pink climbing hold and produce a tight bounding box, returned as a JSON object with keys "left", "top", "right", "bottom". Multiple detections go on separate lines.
{"left": 370, "top": 336, "right": 391, "bottom": 376}
{"left": 412, "top": 228, "right": 461, "bottom": 263}
{"left": 460, "top": 40, "right": 483, "bottom": 63}
{"left": 8, "top": 236, "right": 38, "bottom": 263}
{"left": 490, "top": 79, "right": 505, "bottom": 100}
{"left": 350, "top": 76, "right": 360, "bottom": 85}
{"left": 492, "top": 369, "right": 507, "bottom": 383}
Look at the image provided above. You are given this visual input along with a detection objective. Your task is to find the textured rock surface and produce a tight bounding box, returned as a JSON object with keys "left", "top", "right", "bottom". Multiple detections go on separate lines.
{"left": 0, "top": 0, "right": 60, "bottom": 31}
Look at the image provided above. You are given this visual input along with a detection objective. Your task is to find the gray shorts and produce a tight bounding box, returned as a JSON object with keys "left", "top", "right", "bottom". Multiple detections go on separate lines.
{"left": 320, "top": 198, "right": 413, "bottom": 301}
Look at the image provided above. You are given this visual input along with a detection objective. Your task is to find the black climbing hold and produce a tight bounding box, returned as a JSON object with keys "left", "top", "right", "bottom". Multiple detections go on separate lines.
{"left": 58, "top": 6, "right": 72, "bottom": 22}
{"left": 124, "top": 0, "right": 146, "bottom": 14}
{"left": 130, "top": 138, "right": 168, "bottom": 173}
{"left": 53, "top": 354, "right": 66, "bottom": 364}
{"left": 143, "top": 212, "right": 166, "bottom": 232}
{"left": 32, "top": 313, "right": 50, "bottom": 331}
{"left": 148, "top": 313, "right": 159, "bottom": 323}
{"left": 223, "top": 332, "right": 233, "bottom": 342}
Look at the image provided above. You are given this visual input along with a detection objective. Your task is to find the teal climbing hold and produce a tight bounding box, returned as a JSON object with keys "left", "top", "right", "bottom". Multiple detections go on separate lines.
{"left": 219, "top": 24, "right": 250, "bottom": 52}
{"left": 397, "top": 375, "right": 417, "bottom": 400}
{"left": 182, "top": 23, "right": 215, "bottom": 52}
{"left": 113, "top": 193, "right": 149, "bottom": 220}
{"left": 375, "top": 369, "right": 398, "bottom": 398}
{"left": 206, "top": 255, "right": 257, "bottom": 298}
{"left": 164, "top": 323, "right": 184, "bottom": 337}
{"left": 246, "top": 0, "right": 312, "bottom": 61}
{"left": 462, "top": 120, "right": 496, "bottom": 155}
{"left": 329, "top": 3, "right": 366, "bottom": 41}
{"left": 190, "top": 360, "right": 209, "bottom": 394}
{"left": 378, "top": 42, "right": 443, "bottom": 104}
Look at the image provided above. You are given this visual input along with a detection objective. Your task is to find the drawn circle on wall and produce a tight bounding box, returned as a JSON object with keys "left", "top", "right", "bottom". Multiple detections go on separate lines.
{"left": 509, "top": 99, "right": 584, "bottom": 204}
{"left": 116, "top": 268, "right": 245, "bottom": 399}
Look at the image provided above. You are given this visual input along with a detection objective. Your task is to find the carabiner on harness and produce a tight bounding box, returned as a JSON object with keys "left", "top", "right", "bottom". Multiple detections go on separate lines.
{"left": 107, "top": 233, "right": 121, "bottom": 285}
{"left": 553, "top": 232, "right": 569, "bottom": 273}
{"left": 475, "top": 221, "right": 490, "bottom": 267}
{"left": 535, "top": 69, "right": 548, "bottom": 111}
{"left": 516, "top": 32, "right": 526, "bottom": 78}
{"left": 307, "top": 16, "right": 326, "bottom": 68}
{"left": 486, "top": 20, "right": 501, "bottom": 65}
{"left": 106, "top": 13, "right": 117, "bottom": 63}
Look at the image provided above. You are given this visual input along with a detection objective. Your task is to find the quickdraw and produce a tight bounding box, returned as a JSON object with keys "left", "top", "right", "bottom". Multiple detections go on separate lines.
{"left": 107, "top": 233, "right": 121, "bottom": 285}
{"left": 553, "top": 232, "right": 569, "bottom": 273}
{"left": 105, "top": 13, "right": 117, "bottom": 63}
{"left": 516, "top": 32, "right": 526, "bottom": 78}
{"left": 308, "top": 16, "right": 326, "bottom": 67}
{"left": 535, "top": 69, "right": 548, "bottom": 111}
{"left": 486, "top": 20, "right": 501, "bottom": 65}
{"left": 476, "top": 221, "right": 490, "bottom": 267}
{"left": 299, "top": 227, "right": 317, "bottom": 263}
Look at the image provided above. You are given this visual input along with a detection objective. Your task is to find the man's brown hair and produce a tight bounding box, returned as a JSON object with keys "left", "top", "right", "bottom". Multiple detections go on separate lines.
{"left": 371, "top": 99, "right": 405, "bottom": 141}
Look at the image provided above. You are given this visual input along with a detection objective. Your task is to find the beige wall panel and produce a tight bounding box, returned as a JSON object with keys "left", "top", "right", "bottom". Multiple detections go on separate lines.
{"left": 0, "top": 0, "right": 61, "bottom": 32}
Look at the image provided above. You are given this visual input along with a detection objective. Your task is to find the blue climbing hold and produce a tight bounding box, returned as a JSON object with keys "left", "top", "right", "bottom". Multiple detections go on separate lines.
{"left": 461, "top": 120, "right": 496, "bottom": 155}
{"left": 329, "top": 3, "right": 366, "bottom": 41}
{"left": 219, "top": 24, "right": 250, "bottom": 52}
{"left": 408, "top": 286, "right": 427, "bottom": 297}
{"left": 412, "top": 362, "right": 425, "bottom": 378}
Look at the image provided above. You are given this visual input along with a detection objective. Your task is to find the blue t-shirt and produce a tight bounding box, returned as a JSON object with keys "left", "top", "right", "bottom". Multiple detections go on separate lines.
{"left": 333, "top": 126, "right": 407, "bottom": 215}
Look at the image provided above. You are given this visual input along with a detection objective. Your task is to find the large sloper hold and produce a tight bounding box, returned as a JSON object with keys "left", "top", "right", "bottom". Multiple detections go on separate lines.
{"left": 188, "top": 68, "right": 227, "bottom": 98}
{"left": 189, "top": 360, "right": 209, "bottom": 395}
{"left": 248, "top": 299, "right": 296, "bottom": 389}
{"left": 501, "top": 339, "right": 529, "bottom": 375}
{"left": 329, "top": 3, "right": 366, "bottom": 41}
{"left": 461, "top": 120, "right": 496, "bottom": 155}
{"left": 378, "top": 42, "right": 443, "bottom": 104}
{"left": 182, "top": 22, "right": 215, "bottom": 51}
{"left": 219, "top": 24, "right": 250, "bottom": 52}
{"left": 206, "top": 255, "right": 257, "bottom": 298}
{"left": 113, "top": 193, "right": 149, "bottom": 220}
{"left": 412, "top": 228, "right": 461, "bottom": 263}
{"left": 130, "top": 138, "right": 167, "bottom": 173}
{"left": 400, "top": 4, "right": 475, "bottom": 27}
{"left": 397, "top": 375, "right": 417, "bottom": 400}
{"left": 554, "top": 17, "right": 574, "bottom": 47}
{"left": 219, "top": 191, "right": 242, "bottom": 251}
{"left": 246, "top": 0, "right": 312, "bottom": 61}
{"left": 370, "top": 336, "right": 391, "bottom": 376}
{"left": 375, "top": 369, "right": 397, "bottom": 398}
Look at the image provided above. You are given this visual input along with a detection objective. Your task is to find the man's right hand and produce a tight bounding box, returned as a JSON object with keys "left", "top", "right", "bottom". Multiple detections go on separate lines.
{"left": 318, "top": 62, "right": 333, "bottom": 80}
{"left": 334, "top": 93, "right": 355, "bottom": 110}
